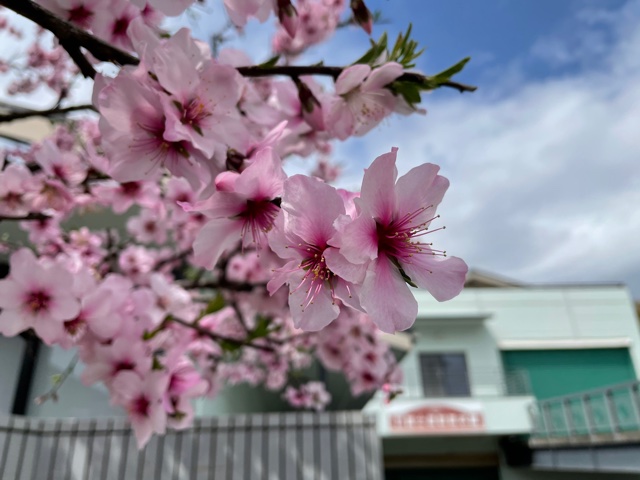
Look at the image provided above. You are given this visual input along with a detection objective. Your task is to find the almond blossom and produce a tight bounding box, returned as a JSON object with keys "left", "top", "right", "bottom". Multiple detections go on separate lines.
{"left": 333, "top": 148, "right": 468, "bottom": 332}
{"left": 268, "top": 175, "right": 362, "bottom": 330}
{"left": 327, "top": 62, "right": 404, "bottom": 140}
{"left": 0, "top": 249, "right": 80, "bottom": 344}
{"left": 190, "top": 147, "right": 286, "bottom": 269}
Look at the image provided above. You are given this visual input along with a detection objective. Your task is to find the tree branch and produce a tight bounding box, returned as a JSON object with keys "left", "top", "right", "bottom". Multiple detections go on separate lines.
{"left": 0, "top": 0, "right": 476, "bottom": 92}
{"left": 0, "top": 213, "right": 50, "bottom": 222}
{"left": 0, "top": 0, "right": 137, "bottom": 78}
{"left": 0, "top": 104, "right": 96, "bottom": 123}
{"left": 170, "top": 316, "right": 274, "bottom": 352}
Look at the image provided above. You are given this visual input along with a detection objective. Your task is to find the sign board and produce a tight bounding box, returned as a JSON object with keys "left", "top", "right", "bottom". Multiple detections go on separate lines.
{"left": 386, "top": 400, "right": 485, "bottom": 434}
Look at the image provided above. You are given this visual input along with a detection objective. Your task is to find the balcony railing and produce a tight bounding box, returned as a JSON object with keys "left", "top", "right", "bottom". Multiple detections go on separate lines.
{"left": 398, "top": 369, "right": 532, "bottom": 399}
{"left": 529, "top": 380, "right": 640, "bottom": 446}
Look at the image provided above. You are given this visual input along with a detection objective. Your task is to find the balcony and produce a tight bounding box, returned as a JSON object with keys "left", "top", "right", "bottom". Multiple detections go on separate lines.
{"left": 529, "top": 380, "right": 640, "bottom": 447}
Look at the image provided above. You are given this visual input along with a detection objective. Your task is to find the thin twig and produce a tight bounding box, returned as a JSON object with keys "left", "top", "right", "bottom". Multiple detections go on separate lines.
{"left": 33, "top": 354, "right": 78, "bottom": 405}
{"left": 0, "top": 104, "right": 96, "bottom": 123}
{"left": 170, "top": 316, "right": 274, "bottom": 352}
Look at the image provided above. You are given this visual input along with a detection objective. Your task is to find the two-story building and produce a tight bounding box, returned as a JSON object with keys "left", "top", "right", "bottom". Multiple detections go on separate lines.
{"left": 365, "top": 271, "right": 640, "bottom": 479}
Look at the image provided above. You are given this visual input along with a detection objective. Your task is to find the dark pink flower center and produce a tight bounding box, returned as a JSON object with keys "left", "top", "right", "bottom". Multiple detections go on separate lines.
{"left": 239, "top": 200, "right": 279, "bottom": 246}
{"left": 112, "top": 17, "right": 130, "bottom": 37}
{"left": 182, "top": 99, "right": 211, "bottom": 130}
{"left": 67, "top": 6, "right": 93, "bottom": 27}
{"left": 289, "top": 243, "right": 343, "bottom": 311}
{"left": 131, "top": 395, "right": 150, "bottom": 416}
{"left": 64, "top": 316, "right": 86, "bottom": 337}
{"left": 375, "top": 206, "right": 446, "bottom": 264}
{"left": 114, "top": 360, "right": 135, "bottom": 373}
{"left": 120, "top": 182, "right": 141, "bottom": 198}
{"left": 26, "top": 290, "right": 51, "bottom": 313}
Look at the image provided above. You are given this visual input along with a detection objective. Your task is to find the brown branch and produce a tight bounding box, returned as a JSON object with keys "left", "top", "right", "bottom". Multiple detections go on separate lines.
{"left": 170, "top": 316, "right": 274, "bottom": 352}
{"left": 0, "top": 213, "right": 50, "bottom": 222}
{"left": 182, "top": 279, "right": 267, "bottom": 292}
{"left": 0, "top": 0, "right": 475, "bottom": 92}
{"left": 0, "top": 104, "right": 96, "bottom": 123}
{"left": 237, "top": 66, "right": 477, "bottom": 93}
{"left": 0, "top": 0, "right": 138, "bottom": 79}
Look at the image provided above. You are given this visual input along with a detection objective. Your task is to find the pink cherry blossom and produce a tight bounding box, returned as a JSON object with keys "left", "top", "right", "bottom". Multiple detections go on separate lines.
{"left": 267, "top": 175, "right": 362, "bottom": 330}
{"left": 111, "top": 370, "right": 169, "bottom": 447}
{"left": 327, "top": 62, "right": 404, "bottom": 140}
{"left": 190, "top": 147, "right": 286, "bottom": 269}
{"left": 0, "top": 248, "right": 80, "bottom": 344}
{"left": 334, "top": 148, "right": 468, "bottom": 332}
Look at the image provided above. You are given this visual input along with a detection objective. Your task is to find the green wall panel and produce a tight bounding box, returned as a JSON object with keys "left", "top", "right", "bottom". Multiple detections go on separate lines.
{"left": 502, "top": 348, "right": 636, "bottom": 399}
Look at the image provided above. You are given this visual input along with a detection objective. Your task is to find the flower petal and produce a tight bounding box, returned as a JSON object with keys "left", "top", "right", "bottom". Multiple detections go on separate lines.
{"left": 192, "top": 218, "right": 243, "bottom": 269}
{"left": 357, "top": 148, "right": 398, "bottom": 223}
{"left": 335, "top": 64, "right": 371, "bottom": 95}
{"left": 401, "top": 254, "right": 468, "bottom": 302}
{"left": 360, "top": 256, "right": 418, "bottom": 333}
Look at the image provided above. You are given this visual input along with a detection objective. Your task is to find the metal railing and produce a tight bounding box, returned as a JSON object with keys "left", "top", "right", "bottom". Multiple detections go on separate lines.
{"left": 529, "top": 380, "right": 640, "bottom": 446}
{"left": 0, "top": 412, "right": 382, "bottom": 480}
{"left": 399, "top": 369, "right": 532, "bottom": 399}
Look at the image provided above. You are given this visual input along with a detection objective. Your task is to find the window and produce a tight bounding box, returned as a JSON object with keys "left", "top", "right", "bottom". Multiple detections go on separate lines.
{"left": 420, "top": 353, "right": 471, "bottom": 398}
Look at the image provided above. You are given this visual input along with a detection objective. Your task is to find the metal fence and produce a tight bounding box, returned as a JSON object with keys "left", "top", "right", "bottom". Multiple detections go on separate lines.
{"left": 0, "top": 411, "right": 382, "bottom": 480}
{"left": 529, "top": 380, "right": 640, "bottom": 446}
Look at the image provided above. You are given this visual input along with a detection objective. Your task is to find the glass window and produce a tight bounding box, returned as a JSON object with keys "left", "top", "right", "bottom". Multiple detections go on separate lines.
{"left": 420, "top": 353, "right": 471, "bottom": 398}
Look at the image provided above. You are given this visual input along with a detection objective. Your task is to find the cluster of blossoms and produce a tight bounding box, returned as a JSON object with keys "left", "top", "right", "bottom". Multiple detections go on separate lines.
{"left": 0, "top": 0, "right": 470, "bottom": 447}
{"left": 283, "top": 381, "right": 331, "bottom": 411}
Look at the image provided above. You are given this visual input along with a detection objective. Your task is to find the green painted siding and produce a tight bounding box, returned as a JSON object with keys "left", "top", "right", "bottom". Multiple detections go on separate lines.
{"left": 502, "top": 348, "right": 636, "bottom": 399}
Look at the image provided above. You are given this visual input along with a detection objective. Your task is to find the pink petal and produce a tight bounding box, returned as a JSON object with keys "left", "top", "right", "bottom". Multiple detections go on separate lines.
{"left": 281, "top": 175, "right": 344, "bottom": 247}
{"left": 49, "top": 294, "right": 81, "bottom": 321}
{"left": 289, "top": 277, "right": 339, "bottom": 331}
{"left": 267, "top": 261, "right": 297, "bottom": 295}
{"left": 335, "top": 64, "right": 371, "bottom": 95}
{"left": 401, "top": 255, "right": 468, "bottom": 302}
{"left": 395, "top": 163, "right": 444, "bottom": 226}
{"left": 0, "top": 279, "right": 23, "bottom": 310}
{"left": 192, "top": 218, "right": 243, "bottom": 269}
{"left": 326, "top": 98, "right": 355, "bottom": 140}
{"left": 332, "top": 214, "right": 378, "bottom": 265}
{"left": 362, "top": 62, "right": 403, "bottom": 91}
{"left": 357, "top": 148, "right": 398, "bottom": 224}
{"left": 360, "top": 256, "right": 418, "bottom": 333}
{"left": 8, "top": 248, "right": 39, "bottom": 287}
{"left": 234, "top": 147, "right": 286, "bottom": 200}
{"left": 0, "top": 309, "right": 30, "bottom": 337}
{"left": 323, "top": 248, "right": 367, "bottom": 284}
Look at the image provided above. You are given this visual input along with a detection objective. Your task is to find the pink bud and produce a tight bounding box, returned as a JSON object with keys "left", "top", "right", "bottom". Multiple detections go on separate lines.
{"left": 277, "top": 0, "right": 298, "bottom": 38}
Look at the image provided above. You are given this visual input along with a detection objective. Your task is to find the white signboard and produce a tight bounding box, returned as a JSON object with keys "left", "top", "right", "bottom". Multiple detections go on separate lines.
{"left": 383, "top": 400, "right": 485, "bottom": 435}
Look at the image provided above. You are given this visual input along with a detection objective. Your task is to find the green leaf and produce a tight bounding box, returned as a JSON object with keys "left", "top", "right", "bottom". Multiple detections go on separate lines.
{"left": 257, "top": 55, "right": 281, "bottom": 69}
{"left": 202, "top": 294, "right": 225, "bottom": 316}
{"left": 431, "top": 57, "right": 471, "bottom": 83}
{"left": 248, "top": 316, "right": 272, "bottom": 341}
{"left": 219, "top": 339, "right": 242, "bottom": 353}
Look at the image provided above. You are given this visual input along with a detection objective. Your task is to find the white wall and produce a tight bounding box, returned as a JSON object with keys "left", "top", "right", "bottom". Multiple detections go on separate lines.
{"left": 413, "top": 286, "right": 640, "bottom": 378}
